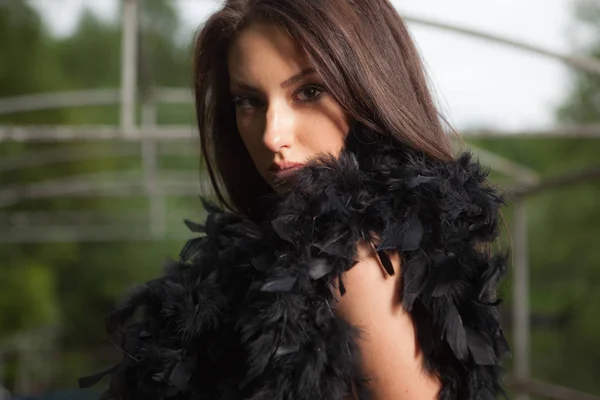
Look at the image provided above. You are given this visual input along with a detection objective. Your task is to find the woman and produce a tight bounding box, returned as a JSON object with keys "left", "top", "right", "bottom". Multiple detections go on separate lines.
{"left": 79, "top": 0, "right": 509, "bottom": 399}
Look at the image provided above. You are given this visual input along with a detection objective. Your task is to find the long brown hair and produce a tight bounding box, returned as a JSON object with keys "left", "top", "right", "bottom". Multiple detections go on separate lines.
{"left": 192, "top": 0, "right": 453, "bottom": 217}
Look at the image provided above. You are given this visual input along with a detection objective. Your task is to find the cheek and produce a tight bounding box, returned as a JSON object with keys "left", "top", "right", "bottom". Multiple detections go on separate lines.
{"left": 304, "top": 100, "right": 349, "bottom": 153}
{"left": 236, "top": 117, "right": 268, "bottom": 168}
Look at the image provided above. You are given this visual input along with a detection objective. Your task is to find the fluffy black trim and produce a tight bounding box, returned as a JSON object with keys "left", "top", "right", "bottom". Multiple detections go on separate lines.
{"left": 79, "top": 125, "right": 509, "bottom": 399}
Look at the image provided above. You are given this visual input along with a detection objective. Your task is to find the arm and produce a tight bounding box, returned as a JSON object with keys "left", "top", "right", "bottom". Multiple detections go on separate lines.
{"left": 335, "top": 242, "right": 440, "bottom": 400}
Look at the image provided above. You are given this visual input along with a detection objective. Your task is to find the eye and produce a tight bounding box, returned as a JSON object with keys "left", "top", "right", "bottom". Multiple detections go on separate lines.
{"left": 232, "top": 96, "right": 264, "bottom": 113}
{"left": 295, "top": 85, "right": 326, "bottom": 102}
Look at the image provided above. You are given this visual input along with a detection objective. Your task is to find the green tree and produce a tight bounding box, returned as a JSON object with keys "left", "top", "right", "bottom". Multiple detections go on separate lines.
{"left": 468, "top": 1, "right": 600, "bottom": 395}
{"left": 45, "top": 0, "right": 200, "bottom": 388}
{"left": 0, "top": 1, "right": 76, "bottom": 391}
{"left": 0, "top": 0, "right": 199, "bottom": 391}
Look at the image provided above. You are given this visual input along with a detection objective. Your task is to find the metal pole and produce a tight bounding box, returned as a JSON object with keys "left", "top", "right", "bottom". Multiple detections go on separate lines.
{"left": 0, "top": 350, "right": 4, "bottom": 389}
{"left": 141, "top": 102, "right": 166, "bottom": 238}
{"left": 513, "top": 199, "right": 530, "bottom": 400}
{"left": 120, "top": 0, "right": 139, "bottom": 134}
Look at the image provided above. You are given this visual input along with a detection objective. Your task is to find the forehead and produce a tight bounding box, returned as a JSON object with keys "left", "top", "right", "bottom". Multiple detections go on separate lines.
{"left": 227, "top": 22, "right": 311, "bottom": 80}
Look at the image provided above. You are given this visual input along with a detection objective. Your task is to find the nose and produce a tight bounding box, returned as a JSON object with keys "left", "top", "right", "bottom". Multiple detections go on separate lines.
{"left": 262, "top": 100, "right": 296, "bottom": 154}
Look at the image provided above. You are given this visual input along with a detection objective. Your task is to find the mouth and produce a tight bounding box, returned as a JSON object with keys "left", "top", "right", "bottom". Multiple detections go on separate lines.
{"left": 268, "top": 161, "right": 305, "bottom": 179}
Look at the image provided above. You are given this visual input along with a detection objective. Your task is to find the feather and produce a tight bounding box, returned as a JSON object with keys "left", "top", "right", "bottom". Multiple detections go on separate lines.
{"left": 78, "top": 363, "right": 123, "bottom": 389}
{"left": 233, "top": 237, "right": 258, "bottom": 252}
{"left": 376, "top": 223, "right": 404, "bottom": 251}
{"left": 178, "top": 237, "right": 205, "bottom": 264}
{"left": 271, "top": 215, "right": 296, "bottom": 244}
{"left": 232, "top": 219, "right": 264, "bottom": 240}
{"left": 402, "top": 257, "right": 428, "bottom": 311}
{"left": 479, "top": 257, "right": 507, "bottom": 300}
{"left": 324, "top": 186, "right": 349, "bottom": 215}
{"left": 407, "top": 174, "right": 436, "bottom": 189}
{"left": 466, "top": 327, "right": 496, "bottom": 365}
{"left": 338, "top": 272, "right": 346, "bottom": 296}
{"left": 251, "top": 252, "right": 273, "bottom": 272}
{"left": 376, "top": 250, "right": 395, "bottom": 276}
{"left": 400, "top": 213, "right": 424, "bottom": 251}
{"left": 80, "top": 124, "right": 508, "bottom": 400}
{"left": 445, "top": 303, "right": 468, "bottom": 361}
{"left": 275, "top": 344, "right": 300, "bottom": 357}
{"left": 183, "top": 218, "right": 205, "bottom": 233}
{"left": 260, "top": 276, "right": 297, "bottom": 292}
{"left": 376, "top": 214, "right": 423, "bottom": 252}
{"left": 495, "top": 328, "right": 511, "bottom": 358}
{"left": 421, "top": 252, "right": 458, "bottom": 301}
{"left": 200, "top": 196, "right": 223, "bottom": 214}
{"left": 308, "top": 258, "right": 334, "bottom": 280}
{"left": 312, "top": 238, "right": 348, "bottom": 258}
{"left": 169, "top": 361, "right": 191, "bottom": 391}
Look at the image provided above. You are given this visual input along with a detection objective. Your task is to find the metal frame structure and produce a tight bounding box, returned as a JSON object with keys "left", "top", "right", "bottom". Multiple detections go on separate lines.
{"left": 1, "top": 1, "right": 600, "bottom": 398}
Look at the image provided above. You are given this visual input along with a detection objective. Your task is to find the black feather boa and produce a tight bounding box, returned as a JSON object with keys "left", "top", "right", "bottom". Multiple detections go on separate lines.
{"left": 79, "top": 125, "right": 510, "bottom": 399}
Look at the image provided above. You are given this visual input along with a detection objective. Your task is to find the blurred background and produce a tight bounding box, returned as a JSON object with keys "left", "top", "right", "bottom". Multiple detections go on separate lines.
{"left": 0, "top": 0, "right": 598, "bottom": 399}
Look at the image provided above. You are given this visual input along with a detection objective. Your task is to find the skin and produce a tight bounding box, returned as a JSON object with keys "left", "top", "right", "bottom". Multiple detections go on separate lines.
{"left": 227, "top": 22, "right": 349, "bottom": 187}
{"left": 227, "top": 22, "right": 440, "bottom": 399}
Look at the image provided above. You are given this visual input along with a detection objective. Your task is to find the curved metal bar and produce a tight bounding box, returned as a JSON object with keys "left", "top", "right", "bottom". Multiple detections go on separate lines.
{"left": 1, "top": 125, "right": 600, "bottom": 142}
{"left": 506, "top": 376, "right": 600, "bottom": 400}
{"left": 466, "top": 145, "right": 540, "bottom": 184}
{"left": 0, "top": 87, "right": 192, "bottom": 116}
{"left": 508, "top": 164, "right": 600, "bottom": 198}
{"left": 0, "top": 125, "right": 197, "bottom": 141}
{"left": 0, "top": 143, "right": 198, "bottom": 172}
{"left": 402, "top": 14, "right": 600, "bottom": 77}
{"left": 0, "top": 210, "right": 149, "bottom": 225}
{"left": 0, "top": 89, "right": 119, "bottom": 116}
{"left": 0, "top": 170, "right": 207, "bottom": 208}
{"left": 0, "top": 145, "right": 140, "bottom": 172}
{"left": 0, "top": 226, "right": 194, "bottom": 243}
{"left": 0, "top": 16, "right": 597, "bottom": 117}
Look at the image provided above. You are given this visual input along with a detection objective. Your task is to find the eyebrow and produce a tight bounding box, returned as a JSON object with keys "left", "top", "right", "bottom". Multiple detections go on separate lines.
{"left": 230, "top": 68, "right": 317, "bottom": 91}
{"left": 280, "top": 68, "right": 316, "bottom": 88}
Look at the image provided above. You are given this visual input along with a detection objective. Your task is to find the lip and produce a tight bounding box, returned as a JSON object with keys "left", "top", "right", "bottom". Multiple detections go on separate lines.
{"left": 268, "top": 161, "right": 304, "bottom": 179}
{"left": 269, "top": 161, "right": 304, "bottom": 173}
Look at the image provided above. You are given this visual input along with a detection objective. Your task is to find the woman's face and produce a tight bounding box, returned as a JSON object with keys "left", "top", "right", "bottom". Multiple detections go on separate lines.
{"left": 227, "top": 22, "right": 349, "bottom": 188}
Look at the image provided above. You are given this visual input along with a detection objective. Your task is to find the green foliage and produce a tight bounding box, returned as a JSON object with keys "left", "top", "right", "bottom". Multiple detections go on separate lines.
{"left": 1, "top": 0, "right": 598, "bottom": 395}
{"left": 470, "top": 1, "right": 600, "bottom": 394}
{"left": 472, "top": 143, "right": 600, "bottom": 395}
{"left": 0, "top": 261, "right": 60, "bottom": 335}
{"left": 0, "top": 0, "right": 66, "bottom": 123}
{"left": 55, "top": 11, "right": 121, "bottom": 90}
{"left": 0, "top": 2, "right": 74, "bottom": 350}
{"left": 0, "top": 0, "right": 200, "bottom": 391}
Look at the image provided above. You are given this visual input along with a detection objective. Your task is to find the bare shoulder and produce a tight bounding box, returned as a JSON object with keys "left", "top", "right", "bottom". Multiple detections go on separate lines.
{"left": 334, "top": 241, "right": 440, "bottom": 400}
{"left": 335, "top": 241, "right": 402, "bottom": 318}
